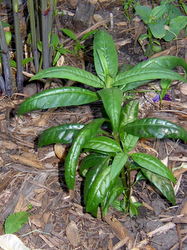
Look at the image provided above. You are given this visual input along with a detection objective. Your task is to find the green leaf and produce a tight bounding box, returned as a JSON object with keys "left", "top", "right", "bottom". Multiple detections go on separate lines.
{"left": 38, "top": 124, "right": 84, "bottom": 147}
{"left": 109, "top": 152, "right": 128, "bottom": 180}
{"left": 102, "top": 178, "right": 124, "bottom": 215}
{"left": 98, "top": 88, "right": 123, "bottom": 133}
{"left": 135, "top": 5, "right": 152, "bottom": 24}
{"left": 17, "top": 87, "right": 99, "bottom": 115}
{"left": 120, "top": 100, "right": 139, "bottom": 127}
{"left": 131, "top": 152, "right": 176, "bottom": 183}
{"left": 4, "top": 212, "right": 29, "bottom": 234}
{"left": 83, "top": 136, "right": 122, "bottom": 153}
{"left": 114, "top": 67, "right": 187, "bottom": 89}
{"left": 164, "top": 16, "right": 187, "bottom": 41}
{"left": 150, "top": 5, "right": 168, "bottom": 20}
{"left": 84, "top": 156, "right": 110, "bottom": 203}
{"left": 85, "top": 164, "right": 110, "bottom": 217}
{"left": 61, "top": 28, "right": 77, "bottom": 40}
{"left": 132, "top": 56, "right": 187, "bottom": 72}
{"left": 65, "top": 118, "right": 105, "bottom": 190}
{"left": 120, "top": 132, "right": 139, "bottom": 152}
{"left": 124, "top": 118, "right": 187, "bottom": 143}
{"left": 149, "top": 20, "right": 166, "bottom": 39}
{"left": 141, "top": 169, "right": 176, "bottom": 204}
{"left": 93, "top": 30, "right": 118, "bottom": 81}
{"left": 30, "top": 66, "right": 104, "bottom": 88}
{"left": 80, "top": 153, "right": 109, "bottom": 177}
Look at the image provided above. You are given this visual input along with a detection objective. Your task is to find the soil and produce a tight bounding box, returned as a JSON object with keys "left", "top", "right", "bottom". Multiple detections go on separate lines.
{"left": 0, "top": 0, "right": 187, "bottom": 249}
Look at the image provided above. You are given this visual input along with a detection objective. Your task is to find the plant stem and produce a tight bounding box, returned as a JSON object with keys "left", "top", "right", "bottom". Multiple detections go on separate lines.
{"left": 27, "top": 0, "right": 39, "bottom": 72}
{"left": 41, "top": 0, "right": 50, "bottom": 69}
{"left": 12, "top": 0, "right": 24, "bottom": 92}
{"left": 0, "top": 21, "right": 12, "bottom": 96}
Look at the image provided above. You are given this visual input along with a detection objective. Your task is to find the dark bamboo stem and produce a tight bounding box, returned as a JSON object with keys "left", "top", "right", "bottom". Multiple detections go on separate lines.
{"left": 0, "top": 21, "right": 12, "bottom": 96}
{"left": 12, "top": 0, "right": 24, "bottom": 92}
{"left": 41, "top": 0, "right": 50, "bottom": 69}
{"left": 27, "top": 0, "right": 39, "bottom": 72}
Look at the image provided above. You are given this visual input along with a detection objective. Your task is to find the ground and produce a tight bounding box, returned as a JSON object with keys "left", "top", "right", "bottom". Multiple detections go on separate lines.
{"left": 0, "top": 0, "right": 187, "bottom": 249}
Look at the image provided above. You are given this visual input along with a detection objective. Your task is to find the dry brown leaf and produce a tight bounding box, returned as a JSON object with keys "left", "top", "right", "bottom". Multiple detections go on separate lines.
{"left": 14, "top": 194, "right": 28, "bottom": 213}
{"left": 30, "top": 214, "right": 45, "bottom": 228}
{"left": 66, "top": 221, "right": 80, "bottom": 247}
{"left": 54, "top": 144, "right": 66, "bottom": 160}
{"left": 10, "top": 153, "right": 44, "bottom": 169}
{"left": 0, "top": 140, "right": 18, "bottom": 150}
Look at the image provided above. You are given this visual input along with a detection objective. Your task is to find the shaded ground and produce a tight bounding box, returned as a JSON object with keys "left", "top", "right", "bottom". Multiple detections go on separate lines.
{"left": 0, "top": 0, "right": 187, "bottom": 249}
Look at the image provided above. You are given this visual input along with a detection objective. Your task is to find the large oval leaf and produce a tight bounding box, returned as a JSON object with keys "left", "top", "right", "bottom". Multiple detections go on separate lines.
{"left": 124, "top": 118, "right": 187, "bottom": 143}
{"left": 114, "top": 67, "right": 187, "bottom": 88}
{"left": 83, "top": 136, "right": 122, "bottom": 153}
{"left": 93, "top": 30, "right": 118, "bottom": 81}
{"left": 17, "top": 87, "right": 99, "bottom": 115}
{"left": 131, "top": 153, "right": 176, "bottom": 183}
{"left": 98, "top": 88, "right": 123, "bottom": 134}
{"left": 141, "top": 169, "right": 176, "bottom": 205}
{"left": 30, "top": 66, "right": 104, "bottom": 88}
{"left": 38, "top": 124, "right": 84, "bottom": 147}
{"left": 64, "top": 118, "right": 105, "bottom": 190}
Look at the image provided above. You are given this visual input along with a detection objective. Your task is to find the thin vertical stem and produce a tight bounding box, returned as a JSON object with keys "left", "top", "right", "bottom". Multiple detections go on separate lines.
{"left": 27, "top": 0, "right": 39, "bottom": 72}
{"left": 0, "top": 21, "right": 12, "bottom": 96}
{"left": 12, "top": 0, "right": 24, "bottom": 92}
{"left": 41, "top": 0, "right": 50, "bottom": 69}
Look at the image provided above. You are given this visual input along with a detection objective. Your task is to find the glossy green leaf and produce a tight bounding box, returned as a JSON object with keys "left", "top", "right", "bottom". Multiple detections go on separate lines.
{"left": 84, "top": 156, "right": 110, "bottom": 204}
{"left": 38, "top": 124, "right": 84, "bottom": 147}
{"left": 110, "top": 152, "right": 128, "bottom": 180}
{"left": 17, "top": 87, "right": 99, "bottom": 115}
{"left": 120, "top": 100, "right": 139, "bottom": 127}
{"left": 83, "top": 136, "right": 122, "bottom": 153}
{"left": 120, "top": 132, "right": 139, "bottom": 152}
{"left": 132, "top": 56, "right": 187, "bottom": 72}
{"left": 85, "top": 165, "right": 110, "bottom": 217}
{"left": 141, "top": 169, "right": 176, "bottom": 204}
{"left": 30, "top": 66, "right": 104, "bottom": 88}
{"left": 114, "top": 67, "right": 187, "bottom": 88}
{"left": 98, "top": 88, "right": 123, "bottom": 133}
{"left": 131, "top": 153, "right": 176, "bottom": 183}
{"left": 93, "top": 30, "right": 118, "bottom": 81}
{"left": 80, "top": 153, "right": 109, "bottom": 177}
{"left": 102, "top": 178, "right": 124, "bottom": 215}
{"left": 64, "top": 118, "right": 105, "bottom": 190}
{"left": 124, "top": 118, "right": 187, "bottom": 143}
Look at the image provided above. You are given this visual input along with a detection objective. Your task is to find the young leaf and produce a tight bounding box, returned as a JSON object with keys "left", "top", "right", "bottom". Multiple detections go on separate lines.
{"left": 120, "top": 132, "right": 139, "bottom": 152}
{"left": 80, "top": 153, "right": 109, "bottom": 177}
{"left": 83, "top": 136, "right": 122, "bottom": 153}
{"left": 64, "top": 118, "right": 105, "bottom": 190}
{"left": 93, "top": 30, "right": 118, "bottom": 81}
{"left": 4, "top": 212, "right": 29, "bottom": 234}
{"left": 135, "top": 5, "right": 152, "bottom": 24}
{"left": 164, "top": 16, "right": 187, "bottom": 41}
{"left": 98, "top": 88, "right": 123, "bottom": 134}
{"left": 141, "top": 169, "right": 176, "bottom": 205}
{"left": 131, "top": 153, "right": 176, "bottom": 183}
{"left": 30, "top": 66, "right": 104, "bottom": 88}
{"left": 114, "top": 67, "right": 187, "bottom": 89}
{"left": 124, "top": 118, "right": 187, "bottom": 143}
{"left": 38, "top": 124, "right": 84, "bottom": 147}
{"left": 18, "top": 87, "right": 99, "bottom": 115}
{"left": 61, "top": 28, "right": 77, "bottom": 40}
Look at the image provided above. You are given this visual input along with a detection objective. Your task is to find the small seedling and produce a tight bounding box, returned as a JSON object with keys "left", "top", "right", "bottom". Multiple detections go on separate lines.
{"left": 4, "top": 211, "right": 29, "bottom": 234}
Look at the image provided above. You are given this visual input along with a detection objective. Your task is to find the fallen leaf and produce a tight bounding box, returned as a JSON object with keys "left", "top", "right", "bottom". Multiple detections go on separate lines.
{"left": 66, "top": 221, "right": 80, "bottom": 247}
